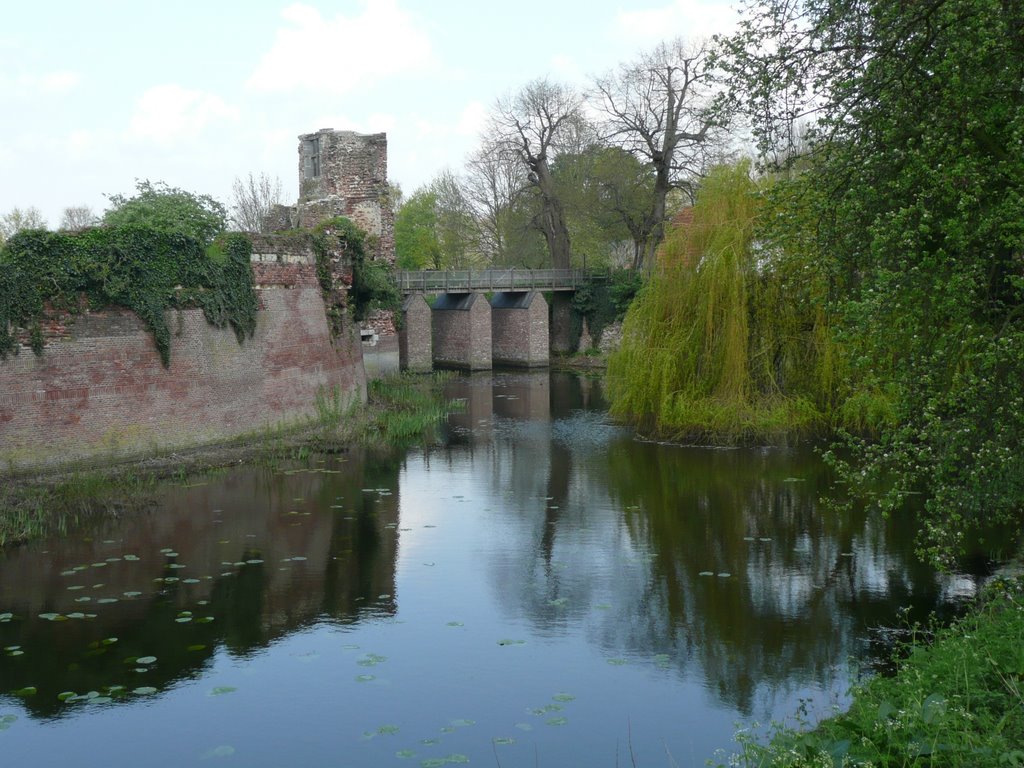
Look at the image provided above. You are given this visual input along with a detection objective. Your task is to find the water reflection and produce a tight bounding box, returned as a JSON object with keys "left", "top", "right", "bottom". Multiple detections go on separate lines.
{"left": 0, "top": 451, "right": 401, "bottom": 718}
{"left": 0, "top": 371, "right": 980, "bottom": 767}
{"left": 443, "top": 372, "right": 972, "bottom": 718}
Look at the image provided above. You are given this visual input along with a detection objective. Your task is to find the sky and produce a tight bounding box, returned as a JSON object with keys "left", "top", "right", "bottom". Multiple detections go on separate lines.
{"left": 0, "top": 0, "right": 740, "bottom": 227}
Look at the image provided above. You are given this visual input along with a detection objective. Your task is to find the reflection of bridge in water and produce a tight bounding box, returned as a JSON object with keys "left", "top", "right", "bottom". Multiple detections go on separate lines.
{"left": 393, "top": 270, "right": 609, "bottom": 371}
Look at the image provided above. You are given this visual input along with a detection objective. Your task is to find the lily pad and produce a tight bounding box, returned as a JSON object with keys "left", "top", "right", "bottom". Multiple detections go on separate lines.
{"left": 136, "top": 656, "right": 157, "bottom": 665}
{"left": 133, "top": 687, "right": 158, "bottom": 695}
{"left": 450, "top": 719, "right": 475, "bottom": 727}
{"left": 698, "top": 571, "right": 714, "bottom": 577}
{"left": 209, "top": 686, "right": 237, "bottom": 696}
{"left": 497, "top": 639, "right": 525, "bottom": 646}
{"left": 607, "top": 658, "right": 628, "bottom": 666}
{"left": 493, "top": 737, "right": 516, "bottom": 745}
{"left": 552, "top": 693, "right": 575, "bottom": 702}
{"left": 396, "top": 750, "right": 417, "bottom": 759}
{"left": 187, "top": 644, "right": 207, "bottom": 652}
{"left": 446, "top": 621, "right": 464, "bottom": 627}
{"left": 355, "top": 674, "right": 376, "bottom": 683}
{"left": 0, "top": 714, "right": 17, "bottom": 730}
{"left": 14, "top": 687, "right": 37, "bottom": 697}
{"left": 377, "top": 724, "right": 400, "bottom": 735}
{"left": 545, "top": 717, "right": 568, "bottom": 726}
{"left": 201, "top": 745, "right": 235, "bottom": 759}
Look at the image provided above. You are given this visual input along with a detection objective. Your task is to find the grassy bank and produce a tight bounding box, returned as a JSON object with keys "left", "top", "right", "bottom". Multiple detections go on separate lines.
{"left": 0, "top": 372, "right": 454, "bottom": 547}
{"left": 724, "top": 577, "right": 1024, "bottom": 767}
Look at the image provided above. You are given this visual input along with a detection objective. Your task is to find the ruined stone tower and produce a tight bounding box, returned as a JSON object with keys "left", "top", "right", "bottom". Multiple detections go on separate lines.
{"left": 294, "top": 129, "right": 395, "bottom": 264}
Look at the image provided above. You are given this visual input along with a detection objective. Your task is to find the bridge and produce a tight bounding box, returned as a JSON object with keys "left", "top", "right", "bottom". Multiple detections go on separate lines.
{"left": 395, "top": 268, "right": 605, "bottom": 294}
{"left": 386, "top": 269, "right": 608, "bottom": 372}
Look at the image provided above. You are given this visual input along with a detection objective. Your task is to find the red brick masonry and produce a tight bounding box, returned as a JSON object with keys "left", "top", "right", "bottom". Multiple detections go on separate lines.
{"left": 0, "top": 259, "right": 365, "bottom": 471}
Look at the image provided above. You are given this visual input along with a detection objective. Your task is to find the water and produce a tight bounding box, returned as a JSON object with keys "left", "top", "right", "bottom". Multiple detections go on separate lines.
{"left": 0, "top": 371, "right": 979, "bottom": 766}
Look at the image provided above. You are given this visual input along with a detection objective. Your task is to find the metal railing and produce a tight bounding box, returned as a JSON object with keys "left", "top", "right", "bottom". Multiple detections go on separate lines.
{"left": 396, "top": 268, "right": 607, "bottom": 293}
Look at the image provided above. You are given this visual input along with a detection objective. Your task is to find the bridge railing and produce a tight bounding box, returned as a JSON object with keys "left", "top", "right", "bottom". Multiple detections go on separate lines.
{"left": 396, "top": 268, "right": 607, "bottom": 293}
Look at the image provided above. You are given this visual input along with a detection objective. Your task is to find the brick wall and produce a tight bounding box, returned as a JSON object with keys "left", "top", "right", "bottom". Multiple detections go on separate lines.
{"left": 490, "top": 291, "right": 549, "bottom": 367}
{"left": 295, "top": 129, "right": 395, "bottom": 266}
{"left": 399, "top": 295, "right": 432, "bottom": 372}
{"left": 431, "top": 293, "right": 492, "bottom": 370}
{"left": 0, "top": 259, "right": 366, "bottom": 472}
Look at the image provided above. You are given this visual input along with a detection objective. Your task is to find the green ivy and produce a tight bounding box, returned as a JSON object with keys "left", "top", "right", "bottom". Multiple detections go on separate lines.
{"left": 0, "top": 227, "right": 257, "bottom": 366}
{"left": 570, "top": 268, "right": 642, "bottom": 349}
{"left": 311, "top": 216, "right": 400, "bottom": 330}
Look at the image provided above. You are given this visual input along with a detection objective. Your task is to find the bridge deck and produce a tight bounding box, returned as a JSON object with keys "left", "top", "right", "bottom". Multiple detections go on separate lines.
{"left": 396, "top": 269, "right": 604, "bottom": 294}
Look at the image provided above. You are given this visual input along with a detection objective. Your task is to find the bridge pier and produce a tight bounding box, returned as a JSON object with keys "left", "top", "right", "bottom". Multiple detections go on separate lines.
{"left": 549, "top": 293, "right": 574, "bottom": 354}
{"left": 431, "top": 293, "right": 492, "bottom": 370}
{"left": 399, "top": 294, "right": 433, "bottom": 372}
{"left": 490, "top": 292, "right": 548, "bottom": 367}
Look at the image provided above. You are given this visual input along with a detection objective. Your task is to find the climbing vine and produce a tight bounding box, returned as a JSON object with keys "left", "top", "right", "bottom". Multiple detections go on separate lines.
{"left": 0, "top": 227, "right": 257, "bottom": 366}
{"left": 310, "top": 216, "right": 400, "bottom": 337}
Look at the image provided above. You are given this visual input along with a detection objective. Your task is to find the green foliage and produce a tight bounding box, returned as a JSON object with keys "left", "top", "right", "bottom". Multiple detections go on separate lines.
{"left": 103, "top": 180, "right": 227, "bottom": 245}
{"left": 395, "top": 188, "right": 442, "bottom": 269}
{"left": 607, "top": 162, "right": 838, "bottom": 443}
{"left": 0, "top": 227, "right": 257, "bottom": 366}
{"left": 312, "top": 216, "right": 400, "bottom": 324}
{"left": 722, "top": 0, "right": 1024, "bottom": 565}
{"left": 570, "top": 268, "right": 642, "bottom": 348}
{"left": 725, "top": 579, "right": 1024, "bottom": 767}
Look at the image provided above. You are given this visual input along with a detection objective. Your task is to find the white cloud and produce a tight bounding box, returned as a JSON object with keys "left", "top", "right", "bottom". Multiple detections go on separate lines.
{"left": 126, "top": 84, "right": 239, "bottom": 146}
{"left": 247, "top": 1, "right": 435, "bottom": 94}
{"left": 310, "top": 113, "right": 397, "bottom": 135}
{"left": 615, "top": 0, "right": 739, "bottom": 44}
{"left": 2, "top": 69, "right": 82, "bottom": 95}
{"left": 38, "top": 70, "right": 82, "bottom": 92}
{"left": 455, "top": 101, "right": 487, "bottom": 138}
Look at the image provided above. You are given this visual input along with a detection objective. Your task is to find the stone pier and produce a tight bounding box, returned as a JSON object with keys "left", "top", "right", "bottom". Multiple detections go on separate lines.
{"left": 431, "top": 293, "right": 492, "bottom": 370}
{"left": 490, "top": 291, "right": 549, "bottom": 367}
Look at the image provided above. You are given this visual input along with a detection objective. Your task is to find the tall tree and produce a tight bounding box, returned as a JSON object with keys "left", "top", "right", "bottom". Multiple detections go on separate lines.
{"left": 491, "top": 78, "right": 585, "bottom": 271}
{"left": 394, "top": 188, "right": 441, "bottom": 270}
{"left": 593, "top": 39, "right": 724, "bottom": 270}
{"left": 722, "top": 0, "right": 1024, "bottom": 566}
{"left": 0, "top": 207, "right": 46, "bottom": 244}
{"left": 58, "top": 206, "right": 99, "bottom": 232}
{"left": 230, "top": 172, "right": 284, "bottom": 233}
{"left": 463, "top": 140, "right": 527, "bottom": 266}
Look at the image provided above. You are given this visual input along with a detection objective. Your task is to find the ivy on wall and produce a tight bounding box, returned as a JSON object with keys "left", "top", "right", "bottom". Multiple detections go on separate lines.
{"left": 310, "top": 216, "right": 400, "bottom": 337}
{"left": 0, "top": 227, "right": 257, "bottom": 366}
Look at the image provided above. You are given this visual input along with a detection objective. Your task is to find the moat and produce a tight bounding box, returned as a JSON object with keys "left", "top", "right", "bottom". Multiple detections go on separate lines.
{"left": 0, "top": 371, "right": 979, "bottom": 767}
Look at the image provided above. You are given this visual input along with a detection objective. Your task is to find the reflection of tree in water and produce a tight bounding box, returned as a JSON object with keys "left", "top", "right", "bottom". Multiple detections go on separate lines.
{"left": 483, "top": 372, "right": 962, "bottom": 717}
{"left": 603, "top": 442, "right": 955, "bottom": 716}
{"left": 0, "top": 451, "right": 402, "bottom": 719}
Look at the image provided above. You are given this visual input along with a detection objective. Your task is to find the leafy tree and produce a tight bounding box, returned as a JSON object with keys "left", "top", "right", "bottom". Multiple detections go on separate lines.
{"left": 104, "top": 180, "right": 227, "bottom": 245}
{"left": 721, "top": 0, "right": 1024, "bottom": 566}
{"left": 395, "top": 188, "right": 442, "bottom": 269}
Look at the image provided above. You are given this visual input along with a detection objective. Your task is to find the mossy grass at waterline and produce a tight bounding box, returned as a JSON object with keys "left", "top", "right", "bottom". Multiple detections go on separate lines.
{"left": 315, "top": 372, "right": 457, "bottom": 450}
{"left": 723, "top": 576, "right": 1024, "bottom": 767}
{"left": 0, "top": 373, "right": 455, "bottom": 547}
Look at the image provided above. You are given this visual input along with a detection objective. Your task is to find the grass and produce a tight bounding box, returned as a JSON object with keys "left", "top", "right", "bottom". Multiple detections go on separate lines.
{"left": 325, "top": 371, "right": 455, "bottom": 448}
{"left": 0, "top": 472, "right": 159, "bottom": 547}
{"left": 722, "top": 576, "right": 1024, "bottom": 767}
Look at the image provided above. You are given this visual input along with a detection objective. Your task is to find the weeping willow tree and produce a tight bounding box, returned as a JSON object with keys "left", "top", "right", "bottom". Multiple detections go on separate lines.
{"left": 607, "top": 162, "right": 840, "bottom": 443}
